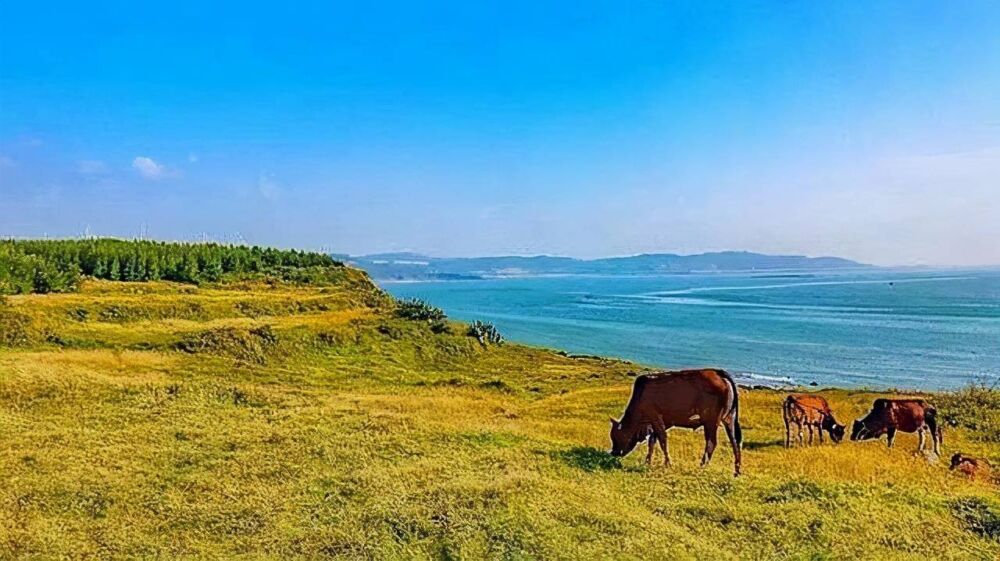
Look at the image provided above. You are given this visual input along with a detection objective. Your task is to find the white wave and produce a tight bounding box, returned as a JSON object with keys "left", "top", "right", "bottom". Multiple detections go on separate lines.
{"left": 634, "top": 295, "right": 895, "bottom": 314}
{"left": 646, "top": 275, "right": 978, "bottom": 296}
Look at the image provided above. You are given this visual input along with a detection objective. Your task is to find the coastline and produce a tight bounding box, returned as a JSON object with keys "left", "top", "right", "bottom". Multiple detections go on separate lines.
{"left": 383, "top": 269, "right": 1000, "bottom": 392}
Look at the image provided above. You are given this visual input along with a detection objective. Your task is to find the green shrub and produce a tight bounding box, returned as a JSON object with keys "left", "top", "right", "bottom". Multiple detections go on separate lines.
{"left": 938, "top": 381, "right": 1000, "bottom": 443}
{"left": 467, "top": 320, "right": 503, "bottom": 346}
{"left": 395, "top": 299, "right": 446, "bottom": 322}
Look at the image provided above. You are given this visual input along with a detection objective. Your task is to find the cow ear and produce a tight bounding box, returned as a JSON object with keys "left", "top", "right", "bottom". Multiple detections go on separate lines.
{"left": 873, "top": 399, "right": 888, "bottom": 410}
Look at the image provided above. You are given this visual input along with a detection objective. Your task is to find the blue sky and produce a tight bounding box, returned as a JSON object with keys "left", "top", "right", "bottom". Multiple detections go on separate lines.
{"left": 1, "top": 2, "right": 998, "bottom": 265}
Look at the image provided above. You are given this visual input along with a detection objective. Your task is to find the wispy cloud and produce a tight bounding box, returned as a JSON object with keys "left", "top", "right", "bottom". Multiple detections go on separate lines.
{"left": 19, "top": 135, "right": 43, "bottom": 147}
{"left": 77, "top": 160, "right": 110, "bottom": 176}
{"left": 132, "top": 156, "right": 167, "bottom": 180}
{"left": 257, "top": 172, "right": 281, "bottom": 200}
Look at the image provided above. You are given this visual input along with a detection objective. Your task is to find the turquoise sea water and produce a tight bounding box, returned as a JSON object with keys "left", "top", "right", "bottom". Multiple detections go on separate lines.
{"left": 383, "top": 269, "right": 1000, "bottom": 390}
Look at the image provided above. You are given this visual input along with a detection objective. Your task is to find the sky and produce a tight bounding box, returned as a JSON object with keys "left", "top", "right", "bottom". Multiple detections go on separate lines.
{"left": 1, "top": 2, "right": 999, "bottom": 266}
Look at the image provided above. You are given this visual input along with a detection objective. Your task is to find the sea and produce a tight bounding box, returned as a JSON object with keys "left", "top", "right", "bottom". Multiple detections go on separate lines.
{"left": 383, "top": 268, "right": 1000, "bottom": 391}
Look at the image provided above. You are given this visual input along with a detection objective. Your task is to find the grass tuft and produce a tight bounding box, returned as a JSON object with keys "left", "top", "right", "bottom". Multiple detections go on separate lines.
{"left": 555, "top": 446, "right": 622, "bottom": 472}
{"left": 951, "top": 497, "right": 1000, "bottom": 540}
{"left": 174, "top": 325, "right": 280, "bottom": 363}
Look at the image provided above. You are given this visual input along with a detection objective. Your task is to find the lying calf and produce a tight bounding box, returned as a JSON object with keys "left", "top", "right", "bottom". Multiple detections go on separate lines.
{"left": 950, "top": 453, "right": 992, "bottom": 481}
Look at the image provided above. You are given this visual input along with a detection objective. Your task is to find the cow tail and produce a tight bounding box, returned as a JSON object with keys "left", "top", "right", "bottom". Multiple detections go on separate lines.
{"left": 718, "top": 369, "right": 743, "bottom": 447}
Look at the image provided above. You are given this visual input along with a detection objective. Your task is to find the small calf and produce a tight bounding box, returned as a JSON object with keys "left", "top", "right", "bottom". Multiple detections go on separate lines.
{"left": 950, "top": 453, "right": 991, "bottom": 481}
{"left": 783, "top": 394, "right": 846, "bottom": 447}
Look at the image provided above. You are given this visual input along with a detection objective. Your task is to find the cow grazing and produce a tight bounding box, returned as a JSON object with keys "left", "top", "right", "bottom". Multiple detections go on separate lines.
{"left": 850, "top": 399, "right": 942, "bottom": 454}
{"left": 783, "top": 394, "right": 846, "bottom": 447}
{"left": 950, "top": 453, "right": 991, "bottom": 481}
{"left": 609, "top": 369, "right": 743, "bottom": 476}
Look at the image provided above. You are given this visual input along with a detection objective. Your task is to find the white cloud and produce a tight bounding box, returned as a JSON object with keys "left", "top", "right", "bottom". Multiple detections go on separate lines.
{"left": 257, "top": 172, "right": 281, "bottom": 200}
{"left": 132, "top": 156, "right": 167, "bottom": 180}
{"left": 77, "top": 160, "right": 109, "bottom": 175}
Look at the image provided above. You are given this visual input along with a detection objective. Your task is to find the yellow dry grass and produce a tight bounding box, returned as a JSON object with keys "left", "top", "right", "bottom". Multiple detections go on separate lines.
{"left": 0, "top": 279, "right": 997, "bottom": 559}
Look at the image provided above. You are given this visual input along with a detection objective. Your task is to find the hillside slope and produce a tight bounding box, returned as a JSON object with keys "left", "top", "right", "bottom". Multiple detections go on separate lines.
{"left": 0, "top": 269, "right": 997, "bottom": 559}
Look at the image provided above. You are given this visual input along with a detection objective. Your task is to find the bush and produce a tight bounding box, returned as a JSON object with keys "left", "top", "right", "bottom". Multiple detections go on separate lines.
{"left": 0, "top": 246, "right": 79, "bottom": 295}
{"left": 938, "top": 381, "right": 1000, "bottom": 443}
{"left": 467, "top": 320, "right": 503, "bottom": 346}
{"left": 395, "top": 299, "right": 446, "bottom": 322}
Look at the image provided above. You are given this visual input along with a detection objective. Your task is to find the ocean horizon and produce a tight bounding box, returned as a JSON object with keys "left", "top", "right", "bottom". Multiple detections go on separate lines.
{"left": 382, "top": 267, "right": 1000, "bottom": 391}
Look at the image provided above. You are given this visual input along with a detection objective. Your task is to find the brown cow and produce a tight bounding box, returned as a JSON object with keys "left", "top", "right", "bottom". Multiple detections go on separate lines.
{"left": 950, "top": 453, "right": 991, "bottom": 481}
{"left": 850, "top": 399, "right": 942, "bottom": 454}
{"left": 609, "top": 369, "right": 743, "bottom": 476}
{"left": 783, "top": 394, "right": 846, "bottom": 447}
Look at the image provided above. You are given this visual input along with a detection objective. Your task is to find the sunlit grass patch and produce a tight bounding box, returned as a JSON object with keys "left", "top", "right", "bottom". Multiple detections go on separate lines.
{"left": 0, "top": 278, "right": 998, "bottom": 559}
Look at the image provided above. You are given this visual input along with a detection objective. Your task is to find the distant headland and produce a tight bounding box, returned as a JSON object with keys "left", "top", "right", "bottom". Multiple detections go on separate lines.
{"left": 338, "top": 251, "right": 871, "bottom": 281}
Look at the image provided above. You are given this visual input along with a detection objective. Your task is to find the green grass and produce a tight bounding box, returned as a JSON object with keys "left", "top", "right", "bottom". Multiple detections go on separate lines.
{"left": 1, "top": 276, "right": 998, "bottom": 559}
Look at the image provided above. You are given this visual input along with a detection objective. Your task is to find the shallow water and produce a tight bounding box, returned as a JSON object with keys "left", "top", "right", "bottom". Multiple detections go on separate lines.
{"left": 383, "top": 269, "right": 1000, "bottom": 390}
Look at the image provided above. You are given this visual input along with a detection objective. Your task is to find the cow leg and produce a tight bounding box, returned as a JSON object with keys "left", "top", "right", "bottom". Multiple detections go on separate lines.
{"left": 808, "top": 425, "right": 814, "bottom": 445}
{"left": 784, "top": 417, "right": 792, "bottom": 448}
{"left": 797, "top": 422, "right": 804, "bottom": 446}
{"left": 724, "top": 418, "right": 742, "bottom": 477}
{"left": 926, "top": 414, "right": 941, "bottom": 455}
{"left": 917, "top": 428, "right": 925, "bottom": 453}
{"left": 886, "top": 427, "right": 896, "bottom": 448}
{"left": 818, "top": 424, "right": 825, "bottom": 444}
{"left": 658, "top": 430, "right": 670, "bottom": 467}
{"left": 701, "top": 422, "right": 718, "bottom": 467}
{"left": 645, "top": 435, "right": 656, "bottom": 464}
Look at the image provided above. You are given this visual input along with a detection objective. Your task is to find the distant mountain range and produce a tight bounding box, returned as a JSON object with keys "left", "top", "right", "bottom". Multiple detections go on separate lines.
{"left": 336, "top": 251, "right": 870, "bottom": 281}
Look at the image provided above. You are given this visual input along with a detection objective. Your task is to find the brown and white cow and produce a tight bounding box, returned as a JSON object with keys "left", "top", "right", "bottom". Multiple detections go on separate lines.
{"left": 850, "top": 399, "right": 942, "bottom": 454}
{"left": 783, "top": 394, "right": 846, "bottom": 447}
{"left": 609, "top": 369, "right": 743, "bottom": 476}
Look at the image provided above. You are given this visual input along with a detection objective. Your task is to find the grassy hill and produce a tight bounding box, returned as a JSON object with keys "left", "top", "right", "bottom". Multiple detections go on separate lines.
{"left": 1, "top": 258, "right": 998, "bottom": 559}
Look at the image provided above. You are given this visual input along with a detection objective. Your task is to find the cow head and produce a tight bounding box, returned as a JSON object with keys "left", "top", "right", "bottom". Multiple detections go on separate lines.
{"left": 950, "top": 453, "right": 964, "bottom": 469}
{"left": 608, "top": 417, "right": 642, "bottom": 457}
{"left": 950, "top": 453, "right": 975, "bottom": 470}
{"left": 822, "top": 415, "right": 847, "bottom": 443}
{"left": 829, "top": 422, "right": 847, "bottom": 443}
{"left": 850, "top": 419, "right": 870, "bottom": 441}
{"left": 850, "top": 399, "right": 889, "bottom": 441}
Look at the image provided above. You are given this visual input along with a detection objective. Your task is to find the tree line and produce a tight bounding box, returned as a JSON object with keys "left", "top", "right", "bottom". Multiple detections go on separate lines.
{"left": 0, "top": 239, "right": 344, "bottom": 294}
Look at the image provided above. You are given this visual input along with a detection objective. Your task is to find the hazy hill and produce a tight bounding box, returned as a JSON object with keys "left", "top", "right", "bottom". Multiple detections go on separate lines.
{"left": 348, "top": 250, "right": 869, "bottom": 280}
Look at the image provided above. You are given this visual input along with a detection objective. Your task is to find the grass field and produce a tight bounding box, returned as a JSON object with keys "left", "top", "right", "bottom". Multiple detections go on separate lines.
{"left": 1, "top": 274, "right": 998, "bottom": 559}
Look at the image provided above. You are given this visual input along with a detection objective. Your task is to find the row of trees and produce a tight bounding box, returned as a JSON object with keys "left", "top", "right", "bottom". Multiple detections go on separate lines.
{"left": 0, "top": 239, "right": 344, "bottom": 294}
